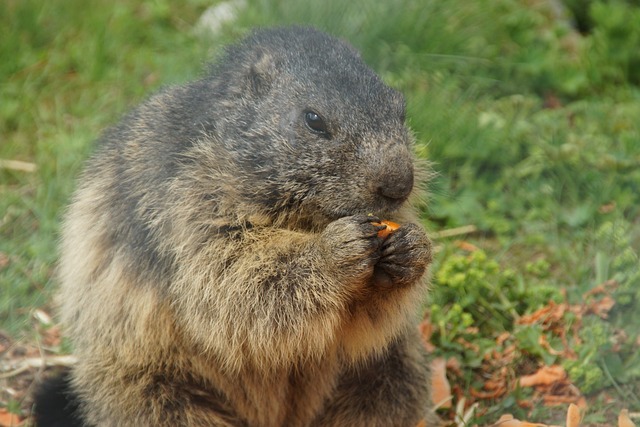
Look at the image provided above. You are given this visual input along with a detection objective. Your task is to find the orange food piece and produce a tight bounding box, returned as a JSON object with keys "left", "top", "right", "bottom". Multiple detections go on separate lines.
{"left": 373, "top": 220, "right": 400, "bottom": 238}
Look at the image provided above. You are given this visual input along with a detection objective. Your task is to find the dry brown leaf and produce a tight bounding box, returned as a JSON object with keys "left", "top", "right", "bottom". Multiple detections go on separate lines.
{"left": 491, "top": 414, "right": 550, "bottom": 427}
{"left": 445, "top": 357, "right": 461, "bottom": 375}
{"left": 543, "top": 395, "right": 586, "bottom": 408}
{"left": 485, "top": 377, "right": 507, "bottom": 392}
{"left": 584, "top": 279, "right": 618, "bottom": 297}
{"left": 538, "top": 334, "right": 565, "bottom": 356}
{"left": 586, "top": 295, "right": 615, "bottom": 319}
{"left": 517, "top": 301, "right": 567, "bottom": 327}
{"left": 0, "top": 408, "right": 21, "bottom": 427}
{"left": 517, "top": 400, "right": 534, "bottom": 410}
{"left": 430, "top": 357, "right": 452, "bottom": 409}
{"left": 455, "top": 336, "right": 480, "bottom": 352}
{"left": 470, "top": 387, "right": 506, "bottom": 400}
{"left": 493, "top": 414, "right": 520, "bottom": 427}
{"left": 496, "top": 332, "right": 511, "bottom": 345}
{"left": 418, "top": 317, "right": 435, "bottom": 353}
{"left": 415, "top": 419, "right": 427, "bottom": 427}
{"left": 519, "top": 365, "right": 566, "bottom": 388}
{"left": 41, "top": 325, "right": 62, "bottom": 348}
{"left": 566, "top": 403, "right": 581, "bottom": 427}
{"left": 454, "top": 240, "right": 479, "bottom": 252}
{"left": 619, "top": 409, "right": 636, "bottom": 427}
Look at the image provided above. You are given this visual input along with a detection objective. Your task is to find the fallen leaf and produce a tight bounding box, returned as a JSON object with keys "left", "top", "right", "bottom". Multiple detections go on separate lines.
{"left": 619, "top": 409, "right": 636, "bottom": 427}
{"left": 415, "top": 420, "right": 427, "bottom": 427}
{"left": 491, "top": 414, "right": 550, "bottom": 427}
{"left": 445, "top": 357, "right": 461, "bottom": 375}
{"left": 519, "top": 365, "right": 566, "bottom": 388}
{"left": 517, "top": 301, "right": 567, "bottom": 327}
{"left": 431, "top": 357, "right": 452, "bottom": 409}
{"left": 485, "top": 376, "right": 507, "bottom": 391}
{"left": 543, "top": 395, "right": 586, "bottom": 407}
{"left": 493, "top": 414, "right": 519, "bottom": 427}
{"left": 455, "top": 240, "right": 479, "bottom": 252}
{"left": 41, "top": 325, "right": 62, "bottom": 347}
{"left": 586, "top": 295, "right": 615, "bottom": 319}
{"left": 485, "top": 344, "right": 517, "bottom": 364}
{"left": 470, "top": 387, "right": 506, "bottom": 400}
{"left": 0, "top": 408, "right": 21, "bottom": 427}
{"left": 566, "top": 403, "right": 581, "bottom": 427}
{"left": 538, "top": 334, "right": 564, "bottom": 356}
{"left": 496, "top": 332, "right": 511, "bottom": 345}
{"left": 584, "top": 279, "right": 617, "bottom": 297}
{"left": 517, "top": 400, "right": 534, "bottom": 410}
{"left": 518, "top": 423, "right": 551, "bottom": 427}
{"left": 455, "top": 336, "right": 480, "bottom": 352}
{"left": 418, "top": 317, "right": 435, "bottom": 353}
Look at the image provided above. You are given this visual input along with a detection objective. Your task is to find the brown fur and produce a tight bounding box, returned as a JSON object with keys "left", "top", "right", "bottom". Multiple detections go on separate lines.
{"left": 46, "top": 27, "right": 437, "bottom": 426}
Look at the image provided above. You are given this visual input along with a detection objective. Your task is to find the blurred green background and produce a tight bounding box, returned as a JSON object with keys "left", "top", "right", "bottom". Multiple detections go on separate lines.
{"left": 1, "top": 0, "right": 638, "bottom": 423}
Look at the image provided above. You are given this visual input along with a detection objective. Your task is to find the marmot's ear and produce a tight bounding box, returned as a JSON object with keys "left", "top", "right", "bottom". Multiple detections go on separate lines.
{"left": 248, "top": 48, "right": 277, "bottom": 97}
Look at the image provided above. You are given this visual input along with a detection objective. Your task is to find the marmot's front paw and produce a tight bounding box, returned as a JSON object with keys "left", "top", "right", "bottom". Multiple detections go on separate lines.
{"left": 321, "top": 215, "right": 384, "bottom": 278}
{"left": 373, "top": 223, "right": 432, "bottom": 288}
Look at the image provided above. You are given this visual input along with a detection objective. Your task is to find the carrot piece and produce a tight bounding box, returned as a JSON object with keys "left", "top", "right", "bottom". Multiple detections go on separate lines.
{"left": 373, "top": 220, "right": 400, "bottom": 238}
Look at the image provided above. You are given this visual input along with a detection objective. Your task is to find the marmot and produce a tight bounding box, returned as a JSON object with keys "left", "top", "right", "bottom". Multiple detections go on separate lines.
{"left": 34, "top": 27, "right": 435, "bottom": 426}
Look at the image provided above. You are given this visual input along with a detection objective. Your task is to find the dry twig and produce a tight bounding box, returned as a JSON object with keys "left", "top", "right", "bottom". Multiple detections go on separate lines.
{"left": 0, "top": 355, "right": 77, "bottom": 379}
{"left": 0, "top": 159, "right": 37, "bottom": 173}
{"left": 432, "top": 225, "right": 477, "bottom": 239}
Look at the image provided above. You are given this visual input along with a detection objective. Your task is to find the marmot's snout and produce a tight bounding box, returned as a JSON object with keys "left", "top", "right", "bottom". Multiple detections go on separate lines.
{"left": 370, "top": 145, "right": 415, "bottom": 203}
{"left": 377, "top": 167, "right": 414, "bottom": 201}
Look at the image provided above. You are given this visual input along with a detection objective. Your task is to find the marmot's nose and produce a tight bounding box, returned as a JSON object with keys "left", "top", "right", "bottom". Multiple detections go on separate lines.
{"left": 377, "top": 166, "right": 414, "bottom": 201}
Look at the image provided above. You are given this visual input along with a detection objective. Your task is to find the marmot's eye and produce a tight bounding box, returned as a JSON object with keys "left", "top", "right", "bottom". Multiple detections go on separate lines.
{"left": 304, "top": 111, "right": 328, "bottom": 135}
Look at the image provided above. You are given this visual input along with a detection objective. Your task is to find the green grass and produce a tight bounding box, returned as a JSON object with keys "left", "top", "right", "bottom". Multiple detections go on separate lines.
{"left": 0, "top": 0, "right": 212, "bottom": 332}
{"left": 1, "top": 0, "right": 638, "bottom": 423}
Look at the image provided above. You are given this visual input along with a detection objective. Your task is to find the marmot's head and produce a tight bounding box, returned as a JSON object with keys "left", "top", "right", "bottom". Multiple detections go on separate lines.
{"left": 194, "top": 27, "right": 416, "bottom": 226}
